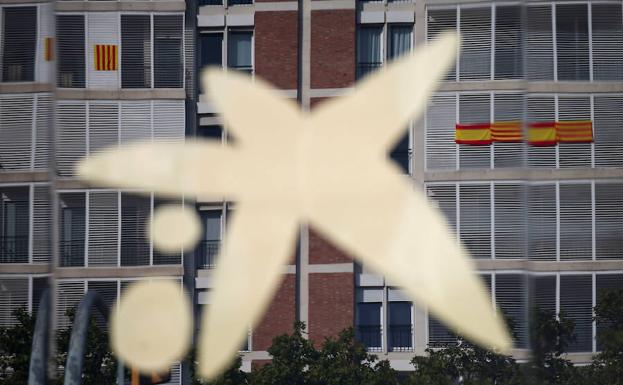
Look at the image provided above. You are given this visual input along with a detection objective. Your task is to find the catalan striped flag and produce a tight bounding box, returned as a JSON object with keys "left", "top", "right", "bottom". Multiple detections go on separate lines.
{"left": 491, "top": 121, "right": 522, "bottom": 142}
{"left": 528, "top": 121, "right": 557, "bottom": 146}
{"left": 44, "top": 37, "right": 53, "bottom": 61}
{"left": 94, "top": 44, "right": 118, "bottom": 71}
{"left": 556, "top": 120, "right": 593, "bottom": 143}
{"left": 455, "top": 123, "right": 492, "bottom": 145}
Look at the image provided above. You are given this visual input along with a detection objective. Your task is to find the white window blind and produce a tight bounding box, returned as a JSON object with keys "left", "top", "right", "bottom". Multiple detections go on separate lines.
{"left": 592, "top": 4, "right": 623, "bottom": 81}
{"left": 56, "top": 102, "right": 87, "bottom": 177}
{"left": 459, "top": 7, "right": 491, "bottom": 81}
{"left": 528, "top": 184, "right": 556, "bottom": 261}
{"left": 527, "top": 96, "right": 556, "bottom": 169}
{"left": 89, "top": 102, "right": 119, "bottom": 155}
{"left": 558, "top": 96, "right": 591, "bottom": 168}
{"left": 494, "top": 183, "right": 525, "bottom": 260}
{"left": 425, "top": 93, "right": 456, "bottom": 170}
{"left": 120, "top": 101, "right": 151, "bottom": 142}
{"left": 559, "top": 183, "right": 592, "bottom": 260}
{"left": 0, "top": 95, "right": 33, "bottom": 171}
{"left": 34, "top": 94, "right": 53, "bottom": 171}
{"left": 494, "top": 5, "right": 522, "bottom": 80}
{"left": 0, "top": 278, "right": 29, "bottom": 326}
{"left": 426, "top": 184, "right": 457, "bottom": 232}
{"left": 88, "top": 191, "right": 118, "bottom": 266}
{"left": 56, "top": 280, "right": 85, "bottom": 329}
{"left": 595, "top": 182, "right": 623, "bottom": 260}
{"left": 57, "top": 14, "right": 86, "bottom": 88}
{"left": 458, "top": 93, "right": 490, "bottom": 169}
{"left": 459, "top": 184, "right": 491, "bottom": 259}
{"left": 493, "top": 93, "right": 524, "bottom": 168}
{"left": 153, "top": 100, "right": 186, "bottom": 142}
{"left": 1, "top": 7, "right": 37, "bottom": 82}
{"left": 87, "top": 280, "right": 117, "bottom": 327}
{"left": 560, "top": 275, "right": 593, "bottom": 352}
{"left": 526, "top": 5, "right": 554, "bottom": 81}
{"left": 426, "top": 8, "right": 456, "bottom": 81}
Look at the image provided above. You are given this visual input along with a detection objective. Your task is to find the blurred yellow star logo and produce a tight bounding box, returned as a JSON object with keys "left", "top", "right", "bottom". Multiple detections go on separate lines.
{"left": 78, "top": 33, "right": 511, "bottom": 380}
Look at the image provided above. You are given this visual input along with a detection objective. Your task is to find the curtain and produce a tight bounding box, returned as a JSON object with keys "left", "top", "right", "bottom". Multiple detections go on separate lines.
{"left": 388, "top": 25, "right": 412, "bottom": 60}
{"left": 356, "top": 26, "right": 382, "bottom": 64}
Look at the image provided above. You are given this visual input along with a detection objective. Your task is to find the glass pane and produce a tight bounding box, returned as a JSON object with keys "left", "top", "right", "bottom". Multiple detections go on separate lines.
{"left": 356, "top": 26, "right": 382, "bottom": 79}
{"left": 228, "top": 31, "right": 253, "bottom": 73}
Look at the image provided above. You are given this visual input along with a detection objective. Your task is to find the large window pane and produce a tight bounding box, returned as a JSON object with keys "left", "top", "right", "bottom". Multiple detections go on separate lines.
{"left": 556, "top": 4, "right": 589, "bottom": 81}
{"left": 427, "top": 9, "right": 456, "bottom": 81}
{"left": 356, "top": 302, "right": 382, "bottom": 350}
{"left": 356, "top": 26, "right": 382, "bottom": 79}
{"left": 592, "top": 4, "right": 623, "bottom": 80}
{"left": 120, "top": 194, "right": 150, "bottom": 266}
{"left": 57, "top": 15, "right": 85, "bottom": 88}
{"left": 227, "top": 31, "right": 253, "bottom": 74}
{"left": 389, "top": 301, "right": 412, "bottom": 351}
{"left": 60, "top": 193, "right": 85, "bottom": 267}
{"left": 495, "top": 6, "right": 522, "bottom": 79}
{"left": 154, "top": 15, "right": 183, "bottom": 88}
{"left": 197, "top": 210, "right": 222, "bottom": 268}
{"left": 459, "top": 7, "right": 491, "bottom": 80}
{"left": 121, "top": 15, "right": 152, "bottom": 88}
{"left": 387, "top": 24, "right": 412, "bottom": 61}
{"left": 0, "top": 187, "right": 29, "bottom": 264}
{"left": 2, "top": 7, "right": 36, "bottom": 82}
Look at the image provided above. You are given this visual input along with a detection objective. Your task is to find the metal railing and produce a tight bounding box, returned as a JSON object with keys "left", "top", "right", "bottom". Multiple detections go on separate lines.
{"left": 389, "top": 324, "right": 413, "bottom": 352}
{"left": 0, "top": 235, "right": 29, "bottom": 263}
{"left": 59, "top": 239, "right": 85, "bottom": 267}
{"left": 196, "top": 240, "right": 221, "bottom": 269}
{"left": 356, "top": 325, "right": 382, "bottom": 351}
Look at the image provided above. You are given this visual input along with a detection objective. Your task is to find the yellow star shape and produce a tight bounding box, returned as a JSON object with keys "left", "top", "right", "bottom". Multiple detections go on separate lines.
{"left": 79, "top": 32, "right": 511, "bottom": 379}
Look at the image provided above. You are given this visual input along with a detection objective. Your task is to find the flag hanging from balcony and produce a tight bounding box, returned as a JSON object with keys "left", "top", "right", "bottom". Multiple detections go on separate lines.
{"left": 455, "top": 123, "right": 492, "bottom": 145}
{"left": 491, "top": 121, "right": 522, "bottom": 142}
{"left": 556, "top": 120, "right": 593, "bottom": 143}
{"left": 94, "top": 44, "right": 118, "bottom": 71}
{"left": 44, "top": 38, "right": 53, "bottom": 61}
{"left": 528, "top": 122, "right": 557, "bottom": 146}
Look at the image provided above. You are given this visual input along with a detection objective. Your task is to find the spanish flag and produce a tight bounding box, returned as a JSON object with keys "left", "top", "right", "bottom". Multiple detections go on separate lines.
{"left": 556, "top": 120, "right": 593, "bottom": 143}
{"left": 455, "top": 123, "right": 492, "bottom": 145}
{"left": 491, "top": 121, "right": 522, "bottom": 143}
{"left": 528, "top": 121, "right": 557, "bottom": 146}
{"left": 94, "top": 44, "right": 118, "bottom": 71}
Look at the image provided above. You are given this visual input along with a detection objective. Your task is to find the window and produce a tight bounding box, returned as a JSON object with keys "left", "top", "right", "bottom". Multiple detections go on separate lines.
{"left": 387, "top": 24, "right": 412, "bottom": 61}
{"left": 2, "top": 7, "right": 37, "bottom": 82}
{"left": 459, "top": 7, "right": 491, "bottom": 80}
{"left": 356, "top": 299, "right": 382, "bottom": 351}
{"left": 154, "top": 15, "right": 184, "bottom": 88}
{"left": 495, "top": 6, "right": 522, "bottom": 80}
{"left": 227, "top": 31, "right": 253, "bottom": 74}
{"left": 560, "top": 275, "right": 592, "bottom": 352}
{"left": 120, "top": 193, "right": 150, "bottom": 266}
{"left": 592, "top": 4, "right": 623, "bottom": 80}
{"left": 388, "top": 299, "right": 412, "bottom": 352}
{"left": 121, "top": 15, "right": 152, "bottom": 88}
{"left": 57, "top": 15, "right": 86, "bottom": 88}
{"left": 198, "top": 32, "right": 224, "bottom": 92}
{"left": 556, "top": 4, "right": 589, "bottom": 81}
{"left": 356, "top": 26, "right": 382, "bottom": 80}
{"left": 0, "top": 187, "right": 29, "bottom": 264}
{"left": 426, "top": 9, "right": 456, "bottom": 81}
{"left": 198, "top": 209, "right": 222, "bottom": 268}
{"left": 59, "top": 193, "right": 86, "bottom": 267}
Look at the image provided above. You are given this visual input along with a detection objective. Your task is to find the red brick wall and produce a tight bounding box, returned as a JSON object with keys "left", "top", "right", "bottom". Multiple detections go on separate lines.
{"left": 308, "top": 272, "right": 354, "bottom": 344}
{"left": 308, "top": 227, "right": 353, "bottom": 264}
{"left": 255, "top": 11, "right": 299, "bottom": 89}
{"left": 253, "top": 274, "right": 296, "bottom": 351}
{"left": 310, "top": 9, "right": 356, "bottom": 89}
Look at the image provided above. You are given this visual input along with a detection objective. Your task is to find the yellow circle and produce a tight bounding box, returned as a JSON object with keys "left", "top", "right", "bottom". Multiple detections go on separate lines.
{"left": 111, "top": 280, "right": 192, "bottom": 372}
{"left": 150, "top": 205, "right": 201, "bottom": 253}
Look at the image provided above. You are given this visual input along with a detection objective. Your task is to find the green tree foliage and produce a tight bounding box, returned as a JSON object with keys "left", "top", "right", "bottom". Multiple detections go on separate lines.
{"left": 0, "top": 308, "right": 35, "bottom": 385}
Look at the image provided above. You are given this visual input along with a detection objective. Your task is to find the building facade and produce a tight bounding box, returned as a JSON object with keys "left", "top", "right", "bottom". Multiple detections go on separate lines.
{"left": 1, "top": 0, "right": 623, "bottom": 382}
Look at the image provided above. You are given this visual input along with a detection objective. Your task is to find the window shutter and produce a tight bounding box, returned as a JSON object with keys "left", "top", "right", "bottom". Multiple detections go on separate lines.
{"left": 120, "top": 101, "right": 151, "bottom": 143}
{"left": 531, "top": 275, "right": 556, "bottom": 314}
{"left": 59, "top": 192, "right": 85, "bottom": 267}
{"left": 592, "top": 4, "right": 623, "bottom": 81}
{"left": 227, "top": 31, "right": 253, "bottom": 74}
{"left": 32, "top": 277, "right": 49, "bottom": 317}
{"left": 169, "top": 363, "right": 182, "bottom": 385}
{"left": 558, "top": 96, "right": 591, "bottom": 168}
{"left": 185, "top": 25, "right": 196, "bottom": 98}
{"left": 494, "top": 6, "right": 522, "bottom": 80}
{"left": 480, "top": 273, "right": 492, "bottom": 297}
{"left": 493, "top": 93, "right": 524, "bottom": 168}
{"left": 87, "top": 13, "right": 119, "bottom": 89}
{"left": 426, "top": 8, "right": 456, "bottom": 81}
{"left": 356, "top": 288, "right": 383, "bottom": 350}
{"left": 153, "top": 198, "right": 182, "bottom": 266}
{"left": 0, "top": 278, "right": 29, "bottom": 327}
{"left": 494, "top": 183, "right": 525, "bottom": 259}
{"left": 527, "top": 96, "right": 556, "bottom": 168}
{"left": 88, "top": 191, "right": 118, "bottom": 266}
{"left": 425, "top": 93, "right": 456, "bottom": 170}
{"left": 1, "top": 187, "right": 29, "bottom": 264}
{"left": 528, "top": 184, "right": 556, "bottom": 261}
{"left": 559, "top": 183, "right": 592, "bottom": 261}
{"left": 57, "top": 15, "right": 85, "bottom": 88}
{"left": 594, "top": 96, "right": 623, "bottom": 167}
{"left": 32, "top": 185, "right": 51, "bottom": 264}
{"left": 526, "top": 5, "right": 554, "bottom": 81}
{"left": 87, "top": 280, "right": 118, "bottom": 327}
{"left": 57, "top": 281, "right": 85, "bottom": 329}
{"left": 426, "top": 184, "right": 457, "bottom": 232}
{"left": 595, "top": 182, "right": 623, "bottom": 260}
{"left": 154, "top": 15, "right": 184, "bottom": 88}
{"left": 428, "top": 316, "right": 457, "bottom": 347}
{"left": 89, "top": 101, "right": 119, "bottom": 155}
{"left": 495, "top": 274, "right": 527, "bottom": 348}
{"left": 556, "top": 4, "right": 589, "bottom": 81}
{"left": 1, "top": 7, "right": 36, "bottom": 82}
{"left": 153, "top": 100, "right": 185, "bottom": 142}
{"left": 560, "top": 275, "right": 593, "bottom": 352}
{"left": 596, "top": 274, "right": 623, "bottom": 350}
{"left": 459, "top": 7, "right": 491, "bottom": 81}
{"left": 458, "top": 93, "right": 490, "bottom": 169}
{"left": 56, "top": 102, "right": 86, "bottom": 177}
{"left": 121, "top": 15, "right": 152, "bottom": 88}
{"left": 459, "top": 184, "right": 491, "bottom": 259}
{"left": 34, "top": 94, "right": 53, "bottom": 171}
{"left": 121, "top": 193, "right": 151, "bottom": 266}
{"left": 0, "top": 95, "right": 33, "bottom": 171}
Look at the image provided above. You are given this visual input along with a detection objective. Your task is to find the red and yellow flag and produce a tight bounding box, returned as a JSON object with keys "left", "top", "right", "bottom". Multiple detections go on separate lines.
{"left": 491, "top": 121, "right": 522, "bottom": 143}
{"left": 44, "top": 38, "right": 54, "bottom": 61}
{"left": 528, "top": 122, "right": 557, "bottom": 146}
{"left": 94, "top": 44, "right": 118, "bottom": 71}
{"left": 455, "top": 123, "right": 492, "bottom": 145}
{"left": 556, "top": 120, "right": 593, "bottom": 143}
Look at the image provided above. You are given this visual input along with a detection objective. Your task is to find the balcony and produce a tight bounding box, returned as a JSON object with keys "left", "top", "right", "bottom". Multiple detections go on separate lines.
{"left": 0, "top": 236, "right": 28, "bottom": 264}
{"left": 388, "top": 324, "right": 413, "bottom": 352}
{"left": 356, "top": 325, "right": 382, "bottom": 352}
{"left": 196, "top": 240, "right": 220, "bottom": 269}
{"left": 60, "top": 239, "right": 85, "bottom": 267}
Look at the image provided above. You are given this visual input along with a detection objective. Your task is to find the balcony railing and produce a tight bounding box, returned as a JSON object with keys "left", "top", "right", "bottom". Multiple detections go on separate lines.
{"left": 356, "top": 325, "right": 382, "bottom": 352}
{"left": 197, "top": 240, "right": 221, "bottom": 269}
{"left": 389, "top": 324, "right": 413, "bottom": 352}
{"left": 230, "top": 65, "right": 253, "bottom": 75}
{"left": 0, "top": 235, "right": 28, "bottom": 263}
{"left": 60, "top": 239, "right": 85, "bottom": 267}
